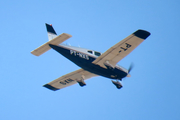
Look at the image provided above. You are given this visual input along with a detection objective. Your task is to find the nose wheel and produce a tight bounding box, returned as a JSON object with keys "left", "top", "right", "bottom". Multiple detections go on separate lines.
{"left": 112, "top": 80, "right": 123, "bottom": 89}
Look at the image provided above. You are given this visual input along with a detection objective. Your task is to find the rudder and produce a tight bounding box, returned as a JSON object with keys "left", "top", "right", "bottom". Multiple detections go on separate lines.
{"left": 46, "top": 23, "right": 57, "bottom": 41}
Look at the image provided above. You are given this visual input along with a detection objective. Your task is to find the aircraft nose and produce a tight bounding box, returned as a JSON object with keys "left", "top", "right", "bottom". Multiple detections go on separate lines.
{"left": 126, "top": 74, "right": 131, "bottom": 77}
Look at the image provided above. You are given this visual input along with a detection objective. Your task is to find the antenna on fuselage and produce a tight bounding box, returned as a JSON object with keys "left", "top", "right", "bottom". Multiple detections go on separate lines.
{"left": 65, "top": 42, "right": 71, "bottom": 46}
{"left": 68, "top": 43, "right": 71, "bottom": 46}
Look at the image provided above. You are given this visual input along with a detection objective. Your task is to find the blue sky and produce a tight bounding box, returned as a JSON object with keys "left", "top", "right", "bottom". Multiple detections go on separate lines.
{"left": 0, "top": 0, "right": 180, "bottom": 120}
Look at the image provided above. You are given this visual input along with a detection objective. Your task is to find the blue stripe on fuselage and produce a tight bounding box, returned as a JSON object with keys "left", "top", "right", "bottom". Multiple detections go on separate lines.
{"left": 49, "top": 44, "right": 127, "bottom": 80}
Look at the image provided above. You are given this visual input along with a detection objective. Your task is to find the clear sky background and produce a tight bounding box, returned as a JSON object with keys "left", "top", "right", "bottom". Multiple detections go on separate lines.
{"left": 0, "top": 0, "right": 180, "bottom": 120}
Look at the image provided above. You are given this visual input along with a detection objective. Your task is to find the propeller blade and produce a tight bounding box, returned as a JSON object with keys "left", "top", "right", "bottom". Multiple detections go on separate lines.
{"left": 128, "top": 63, "right": 134, "bottom": 73}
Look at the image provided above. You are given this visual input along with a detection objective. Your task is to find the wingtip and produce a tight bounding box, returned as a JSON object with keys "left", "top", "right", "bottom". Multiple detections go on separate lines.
{"left": 43, "top": 84, "right": 59, "bottom": 91}
{"left": 133, "top": 29, "right": 151, "bottom": 39}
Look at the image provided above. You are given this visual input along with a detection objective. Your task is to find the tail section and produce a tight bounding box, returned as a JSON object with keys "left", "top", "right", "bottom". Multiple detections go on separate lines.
{"left": 46, "top": 23, "right": 57, "bottom": 41}
{"left": 31, "top": 23, "right": 72, "bottom": 56}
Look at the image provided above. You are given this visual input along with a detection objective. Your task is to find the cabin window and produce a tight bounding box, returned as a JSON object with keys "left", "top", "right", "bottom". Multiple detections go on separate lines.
{"left": 87, "top": 50, "right": 93, "bottom": 54}
{"left": 95, "top": 51, "right": 101, "bottom": 56}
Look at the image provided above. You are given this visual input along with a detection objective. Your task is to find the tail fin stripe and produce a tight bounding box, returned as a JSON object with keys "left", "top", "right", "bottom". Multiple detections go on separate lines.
{"left": 46, "top": 23, "right": 57, "bottom": 35}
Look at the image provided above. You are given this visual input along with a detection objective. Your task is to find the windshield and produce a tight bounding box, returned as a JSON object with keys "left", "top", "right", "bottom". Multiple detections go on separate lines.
{"left": 94, "top": 51, "right": 101, "bottom": 56}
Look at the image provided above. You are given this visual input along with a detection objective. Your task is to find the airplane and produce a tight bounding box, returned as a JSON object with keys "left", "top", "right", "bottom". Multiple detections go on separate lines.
{"left": 31, "top": 23, "right": 151, "bottom": 91}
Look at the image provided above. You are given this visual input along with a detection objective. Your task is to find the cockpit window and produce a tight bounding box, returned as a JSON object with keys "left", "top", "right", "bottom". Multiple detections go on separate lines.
{"left": 87, "top": 50, "right": 93, "bottom": 54}
{"left": 94, "top": 51, "right": 101, "bottom": 56}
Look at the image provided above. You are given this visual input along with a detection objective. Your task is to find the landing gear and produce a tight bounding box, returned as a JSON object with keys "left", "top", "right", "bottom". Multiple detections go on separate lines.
{"left": 77, "top": 79, "right": 86, "bottom": 87}
{"left": 112, "top": 80, "right": 123, "bottom": 89}
{"left": 76, "top": 75, "right": 86, "bottom": 87}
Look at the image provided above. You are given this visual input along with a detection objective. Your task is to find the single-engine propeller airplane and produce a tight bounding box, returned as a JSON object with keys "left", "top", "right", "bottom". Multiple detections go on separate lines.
{"left": 31, "top": 23, "right": 150, "bottom": 91}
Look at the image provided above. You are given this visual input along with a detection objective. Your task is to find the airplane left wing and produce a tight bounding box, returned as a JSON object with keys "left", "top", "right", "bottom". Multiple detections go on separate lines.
{"left": 43, "top": 69, "right": 98, "bottom": 91}
{"left": 92, "top": 29, "right": 150, "bottom": 68}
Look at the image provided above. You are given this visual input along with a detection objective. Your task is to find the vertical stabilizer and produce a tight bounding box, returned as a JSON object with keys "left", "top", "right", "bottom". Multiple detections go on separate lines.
{"left": 46, "top": 23, "right": 57, "bottom": 41}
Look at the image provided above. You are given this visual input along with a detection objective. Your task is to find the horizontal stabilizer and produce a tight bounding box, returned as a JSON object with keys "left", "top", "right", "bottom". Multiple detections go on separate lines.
{"left": 31, "top": 33, "right": 72, "bottom": 56}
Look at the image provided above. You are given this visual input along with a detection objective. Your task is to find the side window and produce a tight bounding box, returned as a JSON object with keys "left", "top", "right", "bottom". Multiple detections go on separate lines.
{"left": 95, "top": 51, "right": 101, "bottom": 56}
{"left": 87, "top": 50, "right": 93, "bottom": 54}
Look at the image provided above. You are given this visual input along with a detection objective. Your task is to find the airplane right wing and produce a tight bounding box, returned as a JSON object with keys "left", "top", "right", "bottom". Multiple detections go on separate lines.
{"left": 92, "top": 29, "right": 151, "bottom": 68}
{"left": 43, "top": 69, "right": 98, "bottom": 91}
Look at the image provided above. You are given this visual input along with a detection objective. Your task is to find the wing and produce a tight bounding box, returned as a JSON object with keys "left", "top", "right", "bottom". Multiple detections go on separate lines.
{"left": 92, "top": 29, "right": 150, "bottom": 67}
{"left": 43, "top": 69, "right": 98, "bottom": 91}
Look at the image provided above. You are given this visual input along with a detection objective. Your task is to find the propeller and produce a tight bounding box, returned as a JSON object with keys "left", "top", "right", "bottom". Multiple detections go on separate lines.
{"left": 128, "top": 63, "right": 134, "bottom": 73}
{"left": 125, "top": 63, "right": 134, "bottom": 78}
{"left": 113, "top": 63, "right": 134, "bottom": 89}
